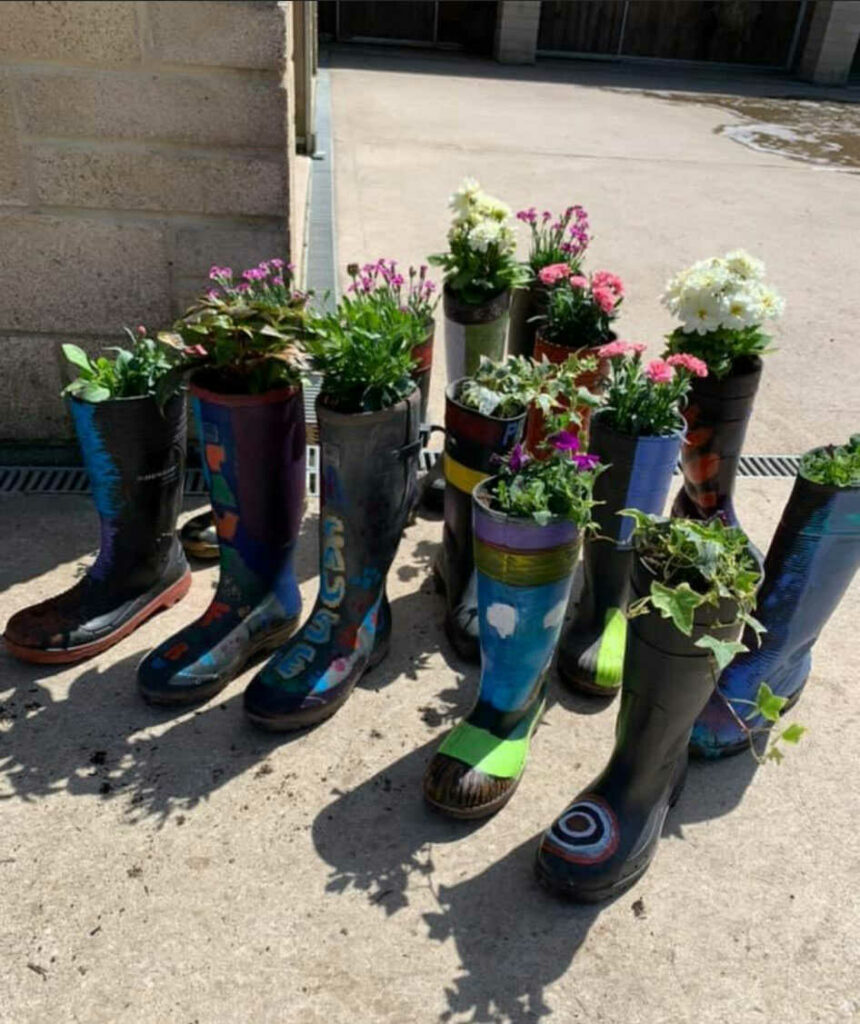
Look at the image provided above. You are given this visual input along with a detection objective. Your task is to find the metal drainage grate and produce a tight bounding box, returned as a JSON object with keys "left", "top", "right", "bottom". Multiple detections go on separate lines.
{"left": 0, "top": 452, "right": 804, "bottom": 499}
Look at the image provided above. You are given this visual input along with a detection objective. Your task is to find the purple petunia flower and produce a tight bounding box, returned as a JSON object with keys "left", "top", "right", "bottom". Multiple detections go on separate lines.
{"left": 573, "top": 453, "right": 601, "bottom": 471}
{"left": 508, "top": 443, "right": 529, "bottom": 473}
{"left": 551, "top": 430, "right": 580, "bottom": 453}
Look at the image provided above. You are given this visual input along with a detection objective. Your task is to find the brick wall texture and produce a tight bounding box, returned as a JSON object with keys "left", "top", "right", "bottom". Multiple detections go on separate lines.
{"left": 0, "top": 0, "right": 296, "bottom": 440}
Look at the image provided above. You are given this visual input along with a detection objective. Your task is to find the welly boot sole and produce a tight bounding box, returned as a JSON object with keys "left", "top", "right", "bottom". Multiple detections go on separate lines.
{"left": 245, "top": 637, "right": 391, "bottom": 733}
{"left": 3, "top": 570, "right": 193, "bottom": 666}
{"left": 424, "top": 774, "right": 522, "bottom": 820}
{"left": 140, "top": 615, "right": 302, "bottom": 707}
{"left": 557, "top": 659, "right": 620, "bottom": 699}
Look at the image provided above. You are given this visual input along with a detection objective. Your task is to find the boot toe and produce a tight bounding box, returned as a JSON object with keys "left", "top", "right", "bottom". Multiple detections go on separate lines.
{"left": 689, "top": 690, "right": 750, "bottom": 759}
{"left": 423, "top": 753, "right": 516, "bottom": 819}
{"left": 137, "top": 643, "right": 226, "bottom": 706}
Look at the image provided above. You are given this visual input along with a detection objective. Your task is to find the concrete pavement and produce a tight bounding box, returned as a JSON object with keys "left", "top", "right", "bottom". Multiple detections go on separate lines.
{"left": 2, "top": 50, "right": 858, "bottom": 1024}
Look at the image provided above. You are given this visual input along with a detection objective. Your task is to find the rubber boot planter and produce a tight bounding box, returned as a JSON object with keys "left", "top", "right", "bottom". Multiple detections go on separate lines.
{"left": 691, "top": 468, "right": 860, "bottom": 759}
{"left": 137, "top": 383, "right": 305, "bottom": 705}
{"left": 536, "top": 555, "right": 745, "bottom": 901}
{"left": 180, "top": 509, "right": 219, "bottom": 560}
{"left": 443, "top": 286, "right": 510, "bottom": 383}
{"left": 424, "top": 479, "right": 581, "bottom": 819}
{"left": 524, "top": 331, "right": 609, "bottom": 453}
{"left": 4, "top": 394, "right": 190, "bottom": 664}
{"left": 434, "top": 380, "right": 526, "bottom": 662}
{"left": 557, "top": 411, "right": 683, "bottom": 696}
{"left": 506, "top": 284, "right": 543, "bottom": 359}
{"left": 243, "top": 390, "right": 420, "bottom": 731}
{"left": 672, "top": 356, "right": 761, "bottom": 527}
{"left": 411, "top": 319, "right": 435, "bottom": 424}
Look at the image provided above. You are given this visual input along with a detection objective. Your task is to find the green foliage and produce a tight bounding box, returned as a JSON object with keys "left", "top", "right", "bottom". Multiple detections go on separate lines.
{"left": 693, "top": 635, "right": 749, "bottom": 672}
{"left": 305, "top": 301, "right": 417, "bottom": 414}
{"left": 733, "top": 682, "right": 807, "bottom": 765}
{"left": 456, "top": 353, "right": 600, "bottom": 421}
{"left": 624, "top": 512, "right": 762, "bottom": 641}
{"left": 664, "top": 325, "right": 771, "bottom": 380}
{"left": 158, "top": 261, "right": 309, "bottom": 401}
{"left": 62, "top": 329, "right": 178, "bottom": 403}
{"left": 799, "top": 435, "right": 860, "bottom": 488}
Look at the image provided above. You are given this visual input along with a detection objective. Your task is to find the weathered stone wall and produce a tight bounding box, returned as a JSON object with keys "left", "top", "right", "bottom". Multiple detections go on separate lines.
{"left": 0, "top": 1, "right": 297, "bottom": 441}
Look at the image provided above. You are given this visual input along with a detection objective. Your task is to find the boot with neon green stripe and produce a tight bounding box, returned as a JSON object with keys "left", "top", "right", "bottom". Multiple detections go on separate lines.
{"left": 424, "top": 479, "right": 581, "bottom": 819}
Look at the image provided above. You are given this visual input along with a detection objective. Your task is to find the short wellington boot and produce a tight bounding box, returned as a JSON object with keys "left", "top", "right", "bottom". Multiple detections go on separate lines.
{"left": 243, "top": 390, "right": 420, "bottom": 731}
{"left": 443, "top": 286, "right": 510, "bottom": 382}
{"left": 424, "top": 481, "right": 581, "bottom": 819}
{"left": 558, "top": 412, "right": 683, "bottom": 695}
{"left": 180, "top": 509, "right": 219, "bottom": 560}
{"left": 5, "top": 395, "right": 190, "bottom": 664}
{"left": 137, "top": 383, "right": 305, "bottom": 705}
{"left": 433, "top": 380, "right": 526, "bottom": 662}
{"left": 537, "top": 556, "right": 744, "bottom": 901}
{"left": 691, "top": 471, "right": 860, "bottom": 759}
{"left": 672, "top": 356, "right": 761, "bottom": 527}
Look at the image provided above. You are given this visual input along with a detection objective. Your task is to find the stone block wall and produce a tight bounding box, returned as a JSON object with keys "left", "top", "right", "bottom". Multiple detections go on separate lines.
{"left": 0, "top": 1, "right": 298, "bottom": 441}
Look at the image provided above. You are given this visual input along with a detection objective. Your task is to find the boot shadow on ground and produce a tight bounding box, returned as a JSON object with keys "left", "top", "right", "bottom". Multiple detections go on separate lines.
{"left": 312, "top": 738, "right": 608, "bottom": 1023}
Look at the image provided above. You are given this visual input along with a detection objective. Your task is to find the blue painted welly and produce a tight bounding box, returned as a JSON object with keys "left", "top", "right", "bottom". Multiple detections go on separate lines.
{"left": 618, "top": 433, "right": 683, "bottom": 544}
{"left": 477, "top": 571, "right": 573, "bottom": 712}
{"left": 70, "top": 399, "right": 122, "bottom": 518}
{"left": 691, "top": 479, "right": 860, "bottom": 757}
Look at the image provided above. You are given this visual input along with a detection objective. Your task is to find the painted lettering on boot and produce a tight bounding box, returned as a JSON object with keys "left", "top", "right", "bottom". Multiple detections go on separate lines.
{"left": 320, "top": 515, "right": 346, "bottom": 609}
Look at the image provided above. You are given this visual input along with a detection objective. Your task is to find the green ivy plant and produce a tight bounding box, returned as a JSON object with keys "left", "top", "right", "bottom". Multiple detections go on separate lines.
{"left": 799, "top": 435, "right": 860, "bottom": 488}
{"left": 62, "top": 327, "right": 178, "bottom": 403}
{"left": 456, "top": 353, "right": 600, "bottom": 421}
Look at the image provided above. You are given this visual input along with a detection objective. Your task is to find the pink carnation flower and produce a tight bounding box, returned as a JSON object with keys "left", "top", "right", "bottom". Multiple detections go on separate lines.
{"left": 630, "top": 342, "right": 647, "bottom": 355}
{"left": 592, "top": 270, "right": 624, "bottom": 298}
{"left": 592, "top": 285, "right": 617, "bottom": 314}
{"left": 538, "top": 262, "right": 572, "bottom": 287}
{"left": 568, "top": 275, "right": 588, "bottom": 290}
{"left": 597, "top": 340, "right": 631, "bottom": 359}
{"left": 645, "top": 359, "right": 675, "bottom": 384}
{"left": 667, "top": 353, "right": 708, "bottom": 378}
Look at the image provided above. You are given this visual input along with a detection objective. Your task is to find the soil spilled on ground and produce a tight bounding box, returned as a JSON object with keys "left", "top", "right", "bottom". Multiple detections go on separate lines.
{"left": 640, "top": 92, "right": 860, "bottom": 170}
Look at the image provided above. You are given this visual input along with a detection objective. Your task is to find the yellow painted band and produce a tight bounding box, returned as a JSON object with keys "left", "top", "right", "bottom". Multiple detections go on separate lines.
{"left": 474, "top": 538, "right": 579, "bottom": 586}
{"left": 443, "top": 452, "right": 488, "bottom": 495}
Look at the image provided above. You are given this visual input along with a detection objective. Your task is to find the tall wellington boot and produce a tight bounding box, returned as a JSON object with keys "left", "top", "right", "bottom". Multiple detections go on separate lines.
{"left": 691, "top": 470, "right": 860, "bottom": 759}
{"left": 243, "top": 390, "right": 420, "bottom": 731}
{"left": 557, "top": 412, "right": 683, "bottom": 695}
{"left": 4, "top": 394, "right": 190, "bottom": 664}
{"left": 433, "top": 380, "right": 526, "bottom": 662}
{"left": 137, "top": 383, "right": 305, "bottom": 705}
{"left": 424, "top": 480, "right": 581, "bottom": 818}
{"left": 672, "top": 356, "right": 761, "bottom": 527}
{"left": 536, "top": 556, "right": 744, "bottom": 901}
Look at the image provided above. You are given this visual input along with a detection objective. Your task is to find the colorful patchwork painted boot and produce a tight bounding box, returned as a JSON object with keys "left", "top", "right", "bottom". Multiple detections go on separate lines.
{"left": 672, "top": 356, "right": 761, "bottom": 527}
{"left": 137, "top": 383, "right": 305, "bottom": 705}
{"left": 536, "top": 554, "right": 745, "bottom": 901}
{"left": 557, "top": 410, "right": 683, "bottom": 696}
{"left": 243, "top": 390, "right": 421, "bottom": 731}
{"left": 180, "top": 509, "right": 219, "bottom": 560}
{"left": 4, "top": 394, "right": 190, "bottom": 664}
{"left": 443, "top": 286, "right": 509, "bottom": 381}
{"left": 433, "top": 379, "right": 526, "bottom": 662}
{"left": 424, "top": 480, "right": 581, "bottom": 819}
{"left": 691, "top": 467, "right": 860, "bottom": 759}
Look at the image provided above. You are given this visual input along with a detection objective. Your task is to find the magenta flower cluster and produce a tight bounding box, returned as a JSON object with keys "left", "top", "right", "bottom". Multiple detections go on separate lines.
{"left": 517, "top": 203, "right": 591, "bottom": 273}
{"left": 207, "top": 260, "right": 302, "bottom": 303}
{"left": 345, "top": 258, "right": 438, "bottom": 319}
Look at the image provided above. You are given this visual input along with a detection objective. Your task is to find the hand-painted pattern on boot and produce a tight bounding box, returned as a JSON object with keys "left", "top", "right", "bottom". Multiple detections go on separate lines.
{"left": 541, "top": 795, "right": 620, "bottom": 865}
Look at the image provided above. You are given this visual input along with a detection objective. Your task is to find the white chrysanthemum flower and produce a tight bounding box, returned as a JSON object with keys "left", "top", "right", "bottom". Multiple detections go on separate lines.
{"left": 468, "top": 218, "right": 502, "bottom": 253}
{"left": 723, "top": 289, "right": 762, "bottom": 329}
{"left": 757, "top": 284, "right": 785, "bottom": 320}
{"left": 725, "top": 249, "right": 765, "bottom": 281}
{"left": 678, "top": 289, "right": 727, "bottom": 335}
{"left": 448, "top": 177, "right": 483, "bottom": 218}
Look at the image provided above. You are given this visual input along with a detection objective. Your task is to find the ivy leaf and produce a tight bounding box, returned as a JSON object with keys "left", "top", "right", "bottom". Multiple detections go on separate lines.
{"left": 620, "top": 508, "right": 664, "bottom": 535}
{"left": 62, "top": 343, "right": 93, "bottom": 374}
{"left": 754, "top": 682, "right": 788, "bottom": 723}
{"left": 780, "top": 723, "right": 806, "bottom": 745}
{"left": 766, "top": 745, "right": 785, "bottom": 764}
{"left": 694, "top": 635, "right": 748, "bottom": 672}
{"left": 740, "top": 611, "right": 766, "bottom": 644}
{"left": 77, "top": 381, "right": 111, "bottom": 403}
{"left": 649, "top": 580, "right": 702, "bottom": 635}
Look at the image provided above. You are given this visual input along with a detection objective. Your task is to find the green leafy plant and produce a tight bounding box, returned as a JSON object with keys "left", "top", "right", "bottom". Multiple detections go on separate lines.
{"left": 306, "top": 295, "right": 418, "bottom": 414}
{"left": 598, "top": 342, "right": 707, "bottom": 437}
{"left": 456, "top": 353, "right": 599, "bottom": 421}
{"left": 799, "top": 435, "right": 860, "bottom": 487}
{"left": 533, "top": 268, "right": 623, "bottom": 348}
{"left": 157, "top": 260, "right": 309, "bottom": 400}
{"left": 662, "top": 250, "right": 784, "bottom": 379}
{"left": 728, "top": 682, "right": 807, "bottom": 764}
{"left": 429, "top": 178, "right": 526, "bottom": 304}
{"left": 488, "top": 412, "right": 603, "bottom": 527}
{"left": 345, "top": 259, "right": 438, "bottom": 347}
{"left": 62, "top": 327, "right": 178, "bottom": 403}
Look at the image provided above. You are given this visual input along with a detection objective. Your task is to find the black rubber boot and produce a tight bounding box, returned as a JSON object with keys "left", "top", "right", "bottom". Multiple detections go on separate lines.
{"left": 557, "top": 411, "right": 683, "bottom": 696}
{"left": 536, "top": 555, "right": 744, "bottom": 902}
{"left": 243, "top": 389, "right": 421, "bottom": 731}
{"left": 672, "top": 356, "right": 761, "bottom": 528}
{"left": 691, "top": 467, "right": 860, "bottom": 758}
{"left": 137, "top": 383, "right": 306, "bottom": 705}
{"left": 180, "top": 510, "right": 219, "bottom": 560}
{"left": 433, "top": 379, "right": 526, "bottom": 662}
{"left": 4, "top": 394, "right": 190, "bottom": 664}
